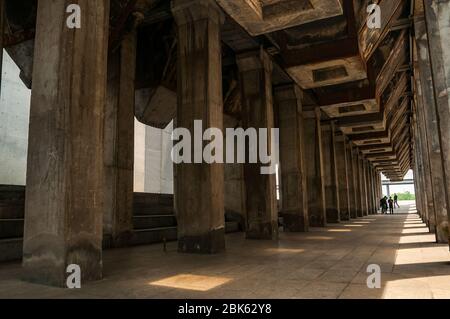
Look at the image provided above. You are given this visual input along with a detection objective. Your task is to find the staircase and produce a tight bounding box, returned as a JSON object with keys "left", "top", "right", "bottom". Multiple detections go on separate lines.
{"left": 131, "top": 193, "right": 178, "bottom": 245}
{"left": 0, "top": 186, "right": 25, "bottom": 262}
{"left": 0, "top": 186, "right": 242, "bottom": 261}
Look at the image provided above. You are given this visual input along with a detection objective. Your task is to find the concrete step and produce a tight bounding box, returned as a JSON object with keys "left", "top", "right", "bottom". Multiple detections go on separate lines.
{"left": 133, "top": 193, "right": 173, "bottom": 207}
{"left": 0, "top": 238, "right": 23, "bottom": 262}
{"left": 0, "top": 219, "right": 24, "bottom": 239}
{"left": 0, "top": 185, "right": 26, "bottom": 219}
{"left": 133, "top": 205, "right": 174, "bottom": 216}
{"left": 133, "top": 215, "right": 177, "bottom": 230}
{"left": 0, "top": 204, "right": 24, "bottom": 219}
{"left": 131, "top": 227, "right": 178, "bottom": 246}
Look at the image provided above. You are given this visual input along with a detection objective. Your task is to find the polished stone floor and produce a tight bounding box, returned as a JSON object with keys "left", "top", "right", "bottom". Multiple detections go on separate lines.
{"left": 1, "top": 201, "right": 450, "bottom": 299}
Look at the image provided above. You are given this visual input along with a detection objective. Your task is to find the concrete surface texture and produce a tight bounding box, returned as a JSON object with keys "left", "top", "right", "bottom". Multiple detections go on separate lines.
{"left": 1, "top": 201, "right": 449, "bottom": 299}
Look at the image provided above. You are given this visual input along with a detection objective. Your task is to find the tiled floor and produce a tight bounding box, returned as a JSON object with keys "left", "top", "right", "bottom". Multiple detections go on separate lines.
{"left": 1, "top": 201, "right": 450, "bottom": 299}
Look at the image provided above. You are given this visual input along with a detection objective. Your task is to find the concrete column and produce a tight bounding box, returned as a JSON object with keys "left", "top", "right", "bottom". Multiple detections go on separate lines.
{"left": 321, "top": 122, "right": 340, "bottom": 223}
{"left": 424, "top": 0, "right": 450, "bottom": 245}
{"left": 413, "top": 105, "right": 429, "bottom": 225}
{"left": 367, "top": 164, "right": 374, "bottom": 214}
{"left": 415, "top": 76, "right": 437, "bottom": 232}
{"left": 237, "top": 49, "right": 278, "bottom": 240}
{"left": 377, "top": 173, "right": 382, "bottom": 207}
{"left": 275, "top": 84, "right": 309, "bottom": 232}
{"left": 353, "top": 147, "right": 363, "bottom": 217}
{"left": 23, "top": 0, "right": 110, "bottom": 286}
{"left": 413, "top": 156, "right": 423, "bottom": 218}
{"left": 371, "top": 167, "right": 378, "bottom": 213}
{"left": 304, "top": 107, "right": 327, "bottom": 226}
{"left": 364, "top": 160, "right": 370, "bottom": 216}
{"left": 358, "top": 155, "right": 368, "bottom": 216}
{"left": 415, "top": 17, "right": 449, "bottom": 243}
{"left": 346, "top": 139, "right": 357, "bottom": 219}
{"left": 367, "top": 165, "right": 373, "bottom": 214}
{"left": 371, "top": 169, "right": 378, "bottom": 213}
{"left": 103, "top": 30, "right": 136, "bottom": 248}
{"left": 335, "top": 133, "right": 350, "bottom": 221}
{"left": 172, "top": 0, "right": 226, "bottom": 253}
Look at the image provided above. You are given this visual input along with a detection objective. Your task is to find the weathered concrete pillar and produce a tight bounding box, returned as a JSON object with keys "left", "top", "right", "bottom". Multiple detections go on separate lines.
{"left": 372, "top": 169, "right": 379, "bottom": 213}
{"left": 415, "top": 75, "right": 437, "bottom": 233}
{"left": 352, "top": 147, "right": 363, "bottom": 217}
{"left": 103, "top": 30, "right": 137, "bottom": 248}
{"left": 416, "top": 16, "right": 449, "bottom": 243}
{"left": 346, "top": 139, "right": 357, "bottom": 219}
{"left": 224, "top": 115, "right": 246, "bottom": 228}
{"left": 275, "top": 84, "right": 309, "bottom": 232}
{"left": 367, "top": 164, "right": 374, "bottom": 214}
{"left": 237, "top": 49, "right": 278, "bottom": 240}
{"left": 304, "top": 107, "right": 327, "bottom": 226}
{"left": 172, "top": 0, "right": 226, "bottom": 252}
{"left": 358, "top": 155, "right": 368, "bottom": 216}
{"left": 364, "top": 160, "right": 370, "bottom": 215}
{"left": 370, "top": 166, "right": 377, "bottom": 213}
{"left": 377, "top": 172, "right": 382, "bottom": 207}
{"left": 335, "top": 133, "right": 350, "bottom": 221}
{"left": 23, "top": 0, "right": 110, "bottom": 286}
{"left": 412, "top": 104, "right": 430, "bottom": 226}
{"left": 321, "top": 122, "right": 340, "bottom": 223}
{"left": 365, "top": 164, "right": 371, "bottom": 215}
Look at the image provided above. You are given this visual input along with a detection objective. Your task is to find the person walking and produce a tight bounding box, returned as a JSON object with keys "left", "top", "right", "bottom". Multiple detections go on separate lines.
{"left": 388, "top": 197, "right": 394, "bottom": 214}
{"left": 380, "top": 197, "right": 387, "bottom": 214}
{"left": 379, "top": 197, "right": 385, "bottom": 214}
{"left": 394, "top": 194, "right": 400, "bottom": 208}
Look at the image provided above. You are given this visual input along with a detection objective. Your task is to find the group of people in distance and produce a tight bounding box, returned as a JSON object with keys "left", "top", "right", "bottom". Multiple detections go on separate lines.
{"left": 380, "top": 194, "right": 400, "bottom": 214}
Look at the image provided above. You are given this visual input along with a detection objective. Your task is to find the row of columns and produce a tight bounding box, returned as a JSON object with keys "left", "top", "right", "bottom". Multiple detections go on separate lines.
{"left": 412, "top": 1, "right": 450, "bottom": 245}
{"left": 17, "top": 0, "right": 384, "bottom": 287}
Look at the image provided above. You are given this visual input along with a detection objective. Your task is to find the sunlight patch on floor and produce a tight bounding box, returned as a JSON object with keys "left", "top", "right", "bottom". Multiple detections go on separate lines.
{"left": 327, "top": 229, "right": 352, "bottom": 232}
{"left": 304, "top": 236, "right": 334, "bottom": 240}
{"left": 150, "top": 274, "right": 232, "bottom": 291}
{"left": 401, "top": 228, "right": 429, "bottom": 234}
{"left": 265, "top": 248, "right": 305, "bottom": 254}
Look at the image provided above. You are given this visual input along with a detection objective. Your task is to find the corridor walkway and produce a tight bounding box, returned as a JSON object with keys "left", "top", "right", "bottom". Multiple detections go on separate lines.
{"left": 0, "top": 202, "right": 449, "bottom": 299}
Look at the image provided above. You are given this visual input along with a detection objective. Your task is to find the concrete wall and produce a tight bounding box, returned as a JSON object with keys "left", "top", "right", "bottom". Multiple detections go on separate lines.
{"left": 134, "top": 120, "right": 174, "bottom": 194}
{"left": 0, "top": 51, "right": 31, "bottom": 185}
{"left": 0, "top": 50, "right": 174, "bottom": 193}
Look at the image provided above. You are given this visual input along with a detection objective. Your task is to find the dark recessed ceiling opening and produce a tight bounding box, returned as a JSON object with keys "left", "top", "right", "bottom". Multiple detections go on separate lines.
{"left": 352, "top": 126, "right": 375, "bottom": 132}
{"left": 338, "top": 104, "right": 366, "bottom": 114}
{"left": 363, "top": 140, "right": 382, "bottom": 144}
{"left": 313, "top": 65, "right": 348, "bottom": 83}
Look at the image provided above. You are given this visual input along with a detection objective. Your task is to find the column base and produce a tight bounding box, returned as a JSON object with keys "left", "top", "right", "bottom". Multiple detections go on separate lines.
{"left": 429, "top": 224, "right": 437, "bottom": 236}
{"left": 326, "top": 209, "right": 340, "bottom": 223}
{"left": 281, "top": 211, "right": 308, "bottom": 232}
{"left": 436, "top": 222, "right": 449, "bottom": 244}
{"left": 112, "top": 231, "right": 134, "bottom": 248}
{"left": 246, "top": 221, "right": 278, "bottom": 240}
{"left": 340, "top": 210, "right": 350, "bottom": 221}
{"left": 178, "top": 228, "right": 225, "bottom": 254}
{"left": 309, "top": 212, "right": 326, "bottom": 227}
{"left": 23, "top": 235, "right": 102, "bottom": 287}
